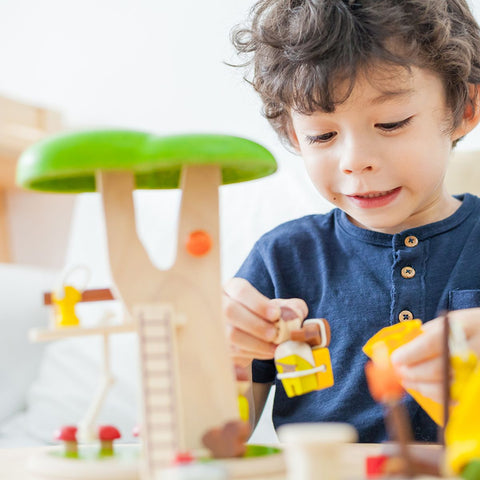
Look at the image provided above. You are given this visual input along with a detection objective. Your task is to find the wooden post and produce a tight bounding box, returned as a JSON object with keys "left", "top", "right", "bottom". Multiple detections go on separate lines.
{"left": 97, "top": 166, "right": 238, "bottom": 458}
{"left": 173, "top": 165, "right": 238, "bottom": 450}
{"left": 0, "top": 95, "right": 63, "bottom": 265}
{"left": 0, "top": 190, "right": 10, "bottom": 262}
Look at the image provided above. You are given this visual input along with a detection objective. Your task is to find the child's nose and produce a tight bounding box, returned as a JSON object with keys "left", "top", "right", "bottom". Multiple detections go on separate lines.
{"left": 342, "top": 163, "right": 374, "bottom": 174}
{"left": 339, "top": 142, "right": 376, "bottom": 174}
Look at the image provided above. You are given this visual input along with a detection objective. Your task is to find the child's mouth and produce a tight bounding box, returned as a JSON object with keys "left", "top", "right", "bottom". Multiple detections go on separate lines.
{"left": 347, "top": 187, "right": 401, "bottom": 208}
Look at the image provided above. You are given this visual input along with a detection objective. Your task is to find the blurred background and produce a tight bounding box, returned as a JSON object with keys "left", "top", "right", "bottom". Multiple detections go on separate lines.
{"left": 0, "top": 0, "right": 479, "bottom": 447}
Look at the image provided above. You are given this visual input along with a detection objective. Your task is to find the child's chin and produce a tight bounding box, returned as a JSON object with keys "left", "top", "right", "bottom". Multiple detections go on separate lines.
{"left": 350, "top": 213, "right": 405, "bottom": 233}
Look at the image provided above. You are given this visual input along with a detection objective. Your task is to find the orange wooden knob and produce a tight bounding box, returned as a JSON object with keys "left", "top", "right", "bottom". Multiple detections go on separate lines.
{"left": 186, "top": 230, "right": 212, "bottom": 256}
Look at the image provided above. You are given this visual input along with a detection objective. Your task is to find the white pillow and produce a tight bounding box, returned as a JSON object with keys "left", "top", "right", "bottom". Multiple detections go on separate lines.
{"left": 0, "top": 264, "right": 58, "bottom": 423}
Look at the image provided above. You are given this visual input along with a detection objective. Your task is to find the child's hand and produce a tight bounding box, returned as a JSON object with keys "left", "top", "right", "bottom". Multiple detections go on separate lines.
{"left": 223, "top": 277, "right": 308, "bottom": 368}
{"left": 390, "top": 308, "right": 480, "bottom": 404}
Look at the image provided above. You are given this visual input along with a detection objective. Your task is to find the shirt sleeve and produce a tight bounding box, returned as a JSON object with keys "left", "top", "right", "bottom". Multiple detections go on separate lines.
{"left": 235, "top": 240, "right": 275, "bottom": 297}
{"left": 235, "top": 241, "right": 277, "bottom": 383}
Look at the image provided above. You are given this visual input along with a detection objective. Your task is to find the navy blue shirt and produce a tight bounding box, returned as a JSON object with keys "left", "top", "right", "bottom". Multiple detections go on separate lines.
{"left": 236, "top": 193, "right": 480, "bottom": 443}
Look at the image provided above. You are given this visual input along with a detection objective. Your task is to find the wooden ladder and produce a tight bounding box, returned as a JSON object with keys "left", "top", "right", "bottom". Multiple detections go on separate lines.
{"left": 136, "top": 304, "right": 182, "bottom": 478}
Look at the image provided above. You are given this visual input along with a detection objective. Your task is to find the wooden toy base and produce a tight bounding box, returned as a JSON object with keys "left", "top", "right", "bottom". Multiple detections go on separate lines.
{"left": 27, "top": 444, "right": 285, "bottom": 480}
{"left": 27, "top": 445, "right": 139, "bottom": 480}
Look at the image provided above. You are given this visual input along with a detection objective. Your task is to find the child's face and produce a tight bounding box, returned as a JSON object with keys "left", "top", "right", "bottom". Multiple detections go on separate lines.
{"left": 290, "top": 66, "right": 472, "bottom": 234}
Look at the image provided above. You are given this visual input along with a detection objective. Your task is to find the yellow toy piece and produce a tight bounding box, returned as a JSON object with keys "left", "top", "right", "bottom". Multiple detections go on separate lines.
{"left": 312, "top": 347, "right": 334, "bottom": 389}
{"left": 275, "top": 341, "right": 316, "bottom": 397}
{"left": 238, "top": 394, "right": 249, "bottom": 422}
{"left": 363, "top": 319, "right": 423, "bottom": 357}
{"left": 363, "top": 319, "right": 446, "bottom": 425}
{"left": 364, "top": 319, "right": 479, "bottom": 429}
{"left": 450, "top": 352, "right": 478, "bottom": 402}
{"left": 446, "top": 359, "right": 480, "bottom": 475}
{"left": 275, "top": 341, "right": 334, "bottom": 397}
{"left": 236, "top": 380, "right": 250, "bottom": 422}
{"left": 52, "top": 285, "right": 82, "bottom": 327}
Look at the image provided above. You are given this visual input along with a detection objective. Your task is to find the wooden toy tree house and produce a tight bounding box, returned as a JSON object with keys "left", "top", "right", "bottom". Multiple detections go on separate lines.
{"left": 16, "top": 130, "right": 277, "bottom": 479}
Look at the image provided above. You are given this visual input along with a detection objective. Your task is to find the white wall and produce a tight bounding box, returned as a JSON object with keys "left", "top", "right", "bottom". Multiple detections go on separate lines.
{"left": 0, "top": 0, "right": 277, "bottom": 140}
{"left": 0, "top": 0, "right": 331, "bottom": 286}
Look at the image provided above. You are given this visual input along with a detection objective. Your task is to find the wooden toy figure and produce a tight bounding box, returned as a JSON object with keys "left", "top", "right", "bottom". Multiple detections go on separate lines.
{"left": 17, "top": 130, "right": 277, "bottom": 479}
{"left": 51, "top": 265, "right": 90, "bottom": 328}
{"left": 52, "top": 285, "right": 82, "bottom": 327}
{"left": 273, "top": 307, "right": 334, "bottom": 397}
{"left": 54, "top": 426, "right": 79, "bottom": 457}
{"left": 98, "top": 425, "right": 121, "bottom": 457}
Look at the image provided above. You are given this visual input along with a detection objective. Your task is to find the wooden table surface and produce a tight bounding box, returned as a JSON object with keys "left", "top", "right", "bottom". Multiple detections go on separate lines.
{"left": 0, "top": 446, "right": 49, "bottom": 479}
{"left": 0, "top": 443, "right": 456, "bottom": 480}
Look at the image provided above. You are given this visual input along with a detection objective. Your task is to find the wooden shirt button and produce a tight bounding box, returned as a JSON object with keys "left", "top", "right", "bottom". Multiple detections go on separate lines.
{"left": 401, "top": 266, "right": 416, "bottom": 279}
{"left": 399, "top": 310, "right": 414, "bottom": 322}
{"left": 404, "top": 235, "right": 418, "bottom": 247}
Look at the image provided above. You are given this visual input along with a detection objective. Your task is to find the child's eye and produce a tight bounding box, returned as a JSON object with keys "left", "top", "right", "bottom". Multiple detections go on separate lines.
{"left": 376, "top": 116, "right": 413, "bottom": 131}
{"left": 305, "top": 132, "right": 337, "bottom": 144}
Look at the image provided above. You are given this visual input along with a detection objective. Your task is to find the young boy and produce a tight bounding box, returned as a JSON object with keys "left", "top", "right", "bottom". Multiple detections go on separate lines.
{"left": 224, "top": 0, "right": 480, "bottom": 443}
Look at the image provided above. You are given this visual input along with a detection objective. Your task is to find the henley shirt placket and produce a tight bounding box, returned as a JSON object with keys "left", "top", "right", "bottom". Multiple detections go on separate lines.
{"left": 391, "top": 233, "right": 427, "bottom": 324}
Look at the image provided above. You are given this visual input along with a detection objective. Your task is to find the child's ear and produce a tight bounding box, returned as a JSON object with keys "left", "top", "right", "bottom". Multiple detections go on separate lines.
{"left": 286, "top": 120, "right": 301, "bottom": 152}
{"left": 452, "top": 84, "right": 480, "bottom": 141}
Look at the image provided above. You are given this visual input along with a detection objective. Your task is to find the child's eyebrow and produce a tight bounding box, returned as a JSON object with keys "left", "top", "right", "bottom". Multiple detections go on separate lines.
{"left": 370, "top": 88, "right": 415, "bottom": 105}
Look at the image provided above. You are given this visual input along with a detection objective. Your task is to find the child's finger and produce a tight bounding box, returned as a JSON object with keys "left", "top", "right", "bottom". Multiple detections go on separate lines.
{"left": 271, "top": 297, "right": 309, "bottom": 320}
{"left": 231, "top": 348, "right": 276, "bottom": 361}
{"left": 445, "top": 308, "right": 480, "bottom": 351}
{"left": 234, "top": 365, "right": 252, "bottom": 382}
{"left": 224, "top": 294, "right": 279, "bottom": 342}
{"left": 224, "top": 277, "right": 281, "bottom": 322}
{"left": 395, "top": 356, "right": 443, "bottom": 383}
{"left": 230, "top": 348, "right": 275, "bottom": 369}
{"left": 401, "top": 380, "right": 443, "bottom": 405}
{"left": 228, "top": 326, "right": 277, "bottom": 359}
{"left": 391, "top": 323, "right": 443, "bottom": 367}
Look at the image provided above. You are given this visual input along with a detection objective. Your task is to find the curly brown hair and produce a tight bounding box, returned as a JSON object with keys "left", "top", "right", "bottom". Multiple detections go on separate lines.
{"left": 232, "top": 0, "right": 480, "bottom": 147}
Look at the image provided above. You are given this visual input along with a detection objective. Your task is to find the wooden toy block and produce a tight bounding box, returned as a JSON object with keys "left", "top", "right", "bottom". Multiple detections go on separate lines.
{"left": 44, "top": 288, "right": 115, "bottom": 305}
{"left": 278, "top": 422, "right": 358, "bottom": 480}
{"left": 311, "top": 347, "right": 334, "bottom": 389}
{"left": 291, "top": 318, "right": 331, "bottom": 347}
{"left": 291, "top": 324, "right": 322, "bottom": 346}
{"left": 202, "top": 420, "right": 251, "bottom": 459}
{"left": 275, "top": 341, "right": 318, "bottom": 397}
{"left": 365, "top": 455, "right": 388, "bottom": 478}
